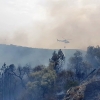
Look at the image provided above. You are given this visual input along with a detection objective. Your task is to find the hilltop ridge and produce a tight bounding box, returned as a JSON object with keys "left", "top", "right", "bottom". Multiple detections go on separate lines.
{"left": 0, "top": 44, "right": 85, "bottom": 67}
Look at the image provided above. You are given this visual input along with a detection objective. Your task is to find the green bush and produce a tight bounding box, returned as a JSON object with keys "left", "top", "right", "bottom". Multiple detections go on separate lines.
{"left": 64, "top": 80, "right": 79, "bottom": 90}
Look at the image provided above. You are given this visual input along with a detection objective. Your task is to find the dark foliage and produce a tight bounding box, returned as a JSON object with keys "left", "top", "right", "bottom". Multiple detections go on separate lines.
{"left": 0, "top": 47, "right": 99, "bottom": 100}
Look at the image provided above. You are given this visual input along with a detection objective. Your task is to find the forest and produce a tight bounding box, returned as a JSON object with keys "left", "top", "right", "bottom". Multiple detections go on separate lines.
{"left": 0, "top": 45, "right": 100, "bottom": 100}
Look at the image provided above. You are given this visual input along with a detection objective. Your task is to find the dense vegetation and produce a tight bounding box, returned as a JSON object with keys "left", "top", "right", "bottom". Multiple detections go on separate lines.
{"left": 0, "top": 46, "right": 100, "bottom": 100}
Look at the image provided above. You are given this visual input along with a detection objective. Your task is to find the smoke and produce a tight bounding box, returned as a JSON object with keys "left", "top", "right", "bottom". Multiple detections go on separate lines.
{"left": 1, "top": 0, "right": 100, "bottom": 49}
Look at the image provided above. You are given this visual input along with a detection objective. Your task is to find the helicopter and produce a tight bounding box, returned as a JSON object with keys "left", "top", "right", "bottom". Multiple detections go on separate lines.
{"left": 57, "top": 37, "right": 70, "bottom": 43}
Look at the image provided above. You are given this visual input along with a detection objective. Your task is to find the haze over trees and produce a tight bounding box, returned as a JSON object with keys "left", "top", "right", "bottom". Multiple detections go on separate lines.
{"left": 0, "top": 46, "right": 100, "bottom": 100}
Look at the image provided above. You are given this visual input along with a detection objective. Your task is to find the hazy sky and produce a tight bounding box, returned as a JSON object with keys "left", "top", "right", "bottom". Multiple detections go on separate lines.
{"left": 0, "top": 0, "right": 100, "bottom": 49}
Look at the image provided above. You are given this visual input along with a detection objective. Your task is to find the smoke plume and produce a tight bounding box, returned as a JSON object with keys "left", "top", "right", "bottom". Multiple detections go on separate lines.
{"left": 0, "top": 0, "right": 100, "bottom": 49}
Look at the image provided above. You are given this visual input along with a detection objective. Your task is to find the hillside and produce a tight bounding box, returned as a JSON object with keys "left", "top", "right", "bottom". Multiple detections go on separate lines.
{"left": 1, "top": 45, "right": 100, "bottom": 100}
{"left": 0, "top": 44, "right": 86, "bottom": 67}
{"left": 63, "top": 68, "right": 100, "bottom": 100}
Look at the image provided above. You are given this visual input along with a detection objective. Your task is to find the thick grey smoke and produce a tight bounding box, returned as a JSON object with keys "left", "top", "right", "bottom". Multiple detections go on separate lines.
{"left": 0, "top": 0, "right": 100, "bottom": 49}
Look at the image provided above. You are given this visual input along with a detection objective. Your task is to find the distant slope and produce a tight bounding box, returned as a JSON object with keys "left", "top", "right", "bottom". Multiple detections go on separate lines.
{"left": 0, "top": 44, "right": 86, "bottom": 68}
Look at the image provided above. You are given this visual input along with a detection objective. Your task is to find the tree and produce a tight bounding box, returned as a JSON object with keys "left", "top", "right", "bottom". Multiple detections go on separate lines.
{"left": 0, "top": 63, "right": 18, "bottom": 100}
{"left": 32, "top": 65, "right": 45, "bottom": 72}
{"left": 0, "top": 63, "right": 31, "bottom": 100}
{"left": 55, "top": 69, "right": 76, "bottom": 92}
{"left": 68, "top": 50, "right": 93, "bottom": 81}
{"left": 68, "top": 51, "right": 83, "bottom": 81}
{"left": 22, "top": 65, "right": 57, "bottom": 100}
{"left": 86, "top": 46, "right": 100, "bottom": 68}
{"left": 49, "top": 49, "right": 65, "bottom": 73}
